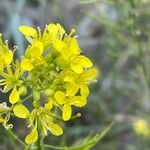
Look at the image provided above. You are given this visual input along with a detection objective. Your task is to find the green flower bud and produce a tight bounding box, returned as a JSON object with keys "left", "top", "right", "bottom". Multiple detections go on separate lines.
{"left": 44, "top": 89, "right": 53, "bottom": 96}
{"left": 19, "top": 86, "right": 27, "bottom": 95}
{"left": 33, "top": 91, "right": 40, "bottom": 101}
{"left": 33, "top": 100, "right": 40, "bottom": 108}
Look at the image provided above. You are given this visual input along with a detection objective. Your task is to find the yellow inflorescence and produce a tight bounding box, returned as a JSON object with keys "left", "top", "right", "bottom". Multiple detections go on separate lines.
{"left": 0, "top": 23, "right": 97, "bottom": 144}
{"left": 134, "top": 119, "right": 150, "bottom": 137}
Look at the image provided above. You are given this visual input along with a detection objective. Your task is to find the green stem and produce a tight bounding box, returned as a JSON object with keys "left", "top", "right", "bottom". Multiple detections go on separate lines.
{"left": 44, "top": 142, "right": 94, "bottom": 150}
{"left": 44, "top": 122, "right": 114, "bottom": 150}
{"left": 8, "top": 129, "right": 27, "bottom": 147}
{"left": 37, "top": 137, "right": 42, "bottom": 150}
{"left": 20, "top": 94, "right": 32, "bottom": 104}
{"left": 36, "top": 122, "right": 44, "bottom": 150}
{"left": 8, "top": 130, "right": 17, "bottom": 150}
{"left": 44, "top": 137, "right": 100, "bottom": 150}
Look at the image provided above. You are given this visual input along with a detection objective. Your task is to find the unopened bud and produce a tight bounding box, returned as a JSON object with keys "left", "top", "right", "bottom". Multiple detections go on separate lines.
{"left": 44, "top": 89, "right": 53, "bottom": 96}
{"left": 33, "top": 91, "right": 40, "bottom": 101}
{"left": 19, "top": 86, "right": 27, "bottom": 95}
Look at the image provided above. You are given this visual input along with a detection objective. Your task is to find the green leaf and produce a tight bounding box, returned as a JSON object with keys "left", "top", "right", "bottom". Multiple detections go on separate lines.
{"left": 79, "top": 0, "right": 99, "bottom": 4}
{"left": 44, "top": 122, "right": 114, "bottom": 150}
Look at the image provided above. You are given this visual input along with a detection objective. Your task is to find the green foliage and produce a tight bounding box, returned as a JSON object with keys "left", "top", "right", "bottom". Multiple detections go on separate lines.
{"left": 44, "top": 122, "right": 114, "bottom": 150}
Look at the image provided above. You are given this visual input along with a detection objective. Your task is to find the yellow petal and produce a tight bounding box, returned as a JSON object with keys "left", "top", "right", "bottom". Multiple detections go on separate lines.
{"left": 66, "top": 83, "right": 79, "bottom": 96}
{"left": 30, "top": 41, "right": 44, "bottom": 57}
{"left": 45, "top": 98, "right": 53, "bottom": 110}
{"left": 70, "top": 38, "right": 80, "bottom": 55}
{"left": 53, "top": 39, "right": 67, "bottom": 52}
{"left": 4, "top": 50, "right": 13, "bottom": 65}
{"left": 32, "top": 56, "right": 47, "bottom": 67}
{"left": 71, "top": 63, "right": 83, "bottom": 74}
{"left": 21, "top": 58, "right": 33, "bottom": 71}
{"left": 25, "top": 128, "right": 38, "bottom": 144}
{"left": 9, "top": 87, "right": 20, "bottom": 104}
{"left": 57, "top": 23, "right": 65, "bottom": 35}
{"left": 61, "top": 47, "right": 72, "bottom": 59}
{"left": 64, "top": 75, "right": 75, "bottom": 83}
{"left": 13, "top": 104, "right": 29, "bottom": 118}
{"left": 78, "top": 55, "right": 93, "bottom": 68}
{"left": 81, "top": 68, "right": 98, "bottom": 82}
{"left": 80, "top": 84, "right": 89, "bottom": 97}
{"left": 47, "top": 23, "right": 58, "bottom": 36}
{"left": 49, "top": 122, "right": 63, "bottom": 136}
{"left": 54, "top": 91, "right": 65, "bottom": 105}
{"left": 134, "top": 119, "right": 150, "bottom": 136}
{"left": 72, "top": 96, "right": 87, "bottom": 107}
{"left": 62, "top": 104, "right": 72, "bottom": 121}
{"left": 19, "top": 25, "right": 37, "bottom": 37}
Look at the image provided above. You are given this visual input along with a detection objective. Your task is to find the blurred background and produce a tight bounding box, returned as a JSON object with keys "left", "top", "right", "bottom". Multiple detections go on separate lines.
{"left": 0, "top": 0, "right": 150, "bottom": 149}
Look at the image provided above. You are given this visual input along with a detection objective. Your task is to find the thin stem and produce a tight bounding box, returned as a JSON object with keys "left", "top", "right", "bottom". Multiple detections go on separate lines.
{"left": 44, "top": 140, "right": 96, "bottom": 150}
{"left": 8, "top": 130, "right": 17, "bottom": 150}
{"left": 8, "top": 129, "right": 27, "bottom": 147}
{"left": 20, "top": 94, "right": 32, "bottom": 104}
{"left": 130, "top": 2, "right": 149, "bottom": 87}
{"left": 36, "top": 122, "right": 44, "bottom": 150}
{"left": 44, "top": 140, "right": 99, "bottom": 150}
{"left": 44, "top": 144, "right": 68, "bottom": 150}
{"left": 37, "top": 137, "right": 42, "bottom": 150}
{"left": 44, "top": 122, "right": 114, "bottom": 150}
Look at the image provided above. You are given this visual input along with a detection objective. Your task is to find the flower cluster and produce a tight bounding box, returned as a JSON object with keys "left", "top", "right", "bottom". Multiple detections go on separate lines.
{"left": 0, "top": 23, "right": 97, "bottom": 144}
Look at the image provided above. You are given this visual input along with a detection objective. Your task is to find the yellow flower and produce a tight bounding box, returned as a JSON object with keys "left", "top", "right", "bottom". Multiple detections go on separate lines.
{"left": 21, "top": 41, "right": 47, "bottom": 71}
{"left": 29, "top": 41, "right": 44, "bottom": 57}
{"left": 42, "top": 23, "right": 65, "bottom": 48}
{"left": 21, "top": 58, "right": 33, "bottom": 71}
{"left": 37, "top": 107, "right": 63, "bottom": 136}
{"left": 19, "top": 23, "right": 65, "bottom": 47}
{"left": 70, "top": 55, "right": 93, "bottom": 74}
{"left": 24, "top": 107, "right": 63, "bottom": 144}
{"left": 47, "top": 23, "right": 59, "bottom": 37}
{"left": 55, "top": 91, "right": 87, "bottom": 121}
{"left": 66, "top": 83, "right": 89, "bottom": 97}
{"left": 54, "top": 37, "right": 92, "bottom": 73}
{"left": 53, "top": 39, "right": 75, "bottom": 57}
{"left": 0, "top": 34, "right": 13, "bottom": 70}
{"left": 134, "top": 119, "right": 150, "bottom": 137}
{"left": 0, "top": 23, "right": 97, "bottom": 144}
{"left": 63, "top": 68, "right": 97, "bottom": 97}
{"left": 0, "top": 61, "right": 23, "bottom": 93}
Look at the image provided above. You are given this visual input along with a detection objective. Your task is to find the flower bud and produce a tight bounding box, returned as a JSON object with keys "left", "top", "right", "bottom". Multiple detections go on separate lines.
{"left": 44, "top": 89, "right": 53, "bottom": 97}
{"left": 33, "top": 91, "right": 40, "bottom": 101}
{"left": 33, "top": 100, "right": 40, "bottom": 108}
{"left": 19, "top": 86, "right": 27, "bottom": 96}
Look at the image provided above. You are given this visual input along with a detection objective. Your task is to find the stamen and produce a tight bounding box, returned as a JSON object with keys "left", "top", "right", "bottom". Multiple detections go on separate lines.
{"left": 37, "top": 26, "right": 42, "bottom": 40}
{"left": 68, "top": 29, "right": 76, "bottom": 37}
